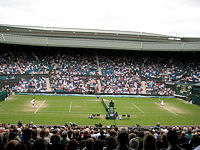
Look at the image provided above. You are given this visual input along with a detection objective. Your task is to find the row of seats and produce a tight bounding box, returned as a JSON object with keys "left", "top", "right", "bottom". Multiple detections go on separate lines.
{"left": 1, "top": 48, "right": 200, "bottom": 95}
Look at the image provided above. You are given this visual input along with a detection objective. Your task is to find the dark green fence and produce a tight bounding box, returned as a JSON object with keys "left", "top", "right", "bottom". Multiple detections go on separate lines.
{"left": 190, "top": 94, "right": 200, "bottom": 105}
{"left": 191, "top": 84, "right": 200, "bottom": 105}
{"left": 0, "top": 90, "right": 7, "bottom": 102}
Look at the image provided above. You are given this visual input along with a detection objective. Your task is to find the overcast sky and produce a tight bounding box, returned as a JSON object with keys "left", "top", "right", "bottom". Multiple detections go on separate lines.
{"left": 0, "top": 0, "right": 200, "bottom": 37}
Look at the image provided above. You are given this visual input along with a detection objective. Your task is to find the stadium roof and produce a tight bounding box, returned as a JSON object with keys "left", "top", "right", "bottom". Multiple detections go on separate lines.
{"left": 0, "top": 24, "right": 200, "bottom": 51}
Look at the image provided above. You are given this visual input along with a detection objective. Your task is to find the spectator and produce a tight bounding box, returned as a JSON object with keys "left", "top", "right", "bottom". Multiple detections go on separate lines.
{"left": 17, "top": 120, "right": 22, "bottom": 128}
{"left": 167, "top": 130, "right": 184, "bottom": 150}
{"left": 143, "top": 134, "right": 157, "bottom": 150}
{"left": 47, "top": 134, "right": 63, "bottom": 150}
{"left": 4, "top": 140, "right": 17, "bottom": 150}
{"left": 129, "top": 137, "right": 139, "bottom": 150}
{"left": 190, "top": 132, "right": 200, "bottom": 148}
{"left": 60, "top": 131, "right": 70, "bottom": 149}
{"left": 158, "top": 134, "right": 168, "bottom": 150}
{"left": 15, "top": 143, "right": 28, "bottom": 150}
{"left": 66, "top": 139, "right": 78, "bottom": 150}
{"left": 115, "top": 129, "right": 133, "bottom": 150}
{"left": 98, "top": 130, "right": 106, "bottom": 141}
{"left": 83, "top": 138, "right": 94, "bottom": 150}
{"left": 93, "top": 139, "right": 103, "bottom": 150}
{"left": 178, "top": 131, "right": 189, "bottom": 145}
{"left": 33, "top": 138, "right": 46, "bottom": 150}
{"left": 104, "top": 136, "right": 117, "bottom": 150}
{"left": 21, "top": 128, "right": 34, "bottom": 150}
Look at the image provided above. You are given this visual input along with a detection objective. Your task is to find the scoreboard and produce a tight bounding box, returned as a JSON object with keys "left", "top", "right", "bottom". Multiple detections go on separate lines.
{"left": 176, "top": 84, "right": 192, "bottom": 96}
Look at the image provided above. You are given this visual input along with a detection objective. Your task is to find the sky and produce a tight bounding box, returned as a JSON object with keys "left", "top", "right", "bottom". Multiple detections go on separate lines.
{"left": 0, "top": 0, "right": 200, "bottom": 37}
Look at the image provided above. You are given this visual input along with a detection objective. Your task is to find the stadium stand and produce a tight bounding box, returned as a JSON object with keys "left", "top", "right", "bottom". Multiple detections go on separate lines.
{"left": 0, "top": 44, "right": 200, "bottom": 96}
{"left": 50, "top": 75, "right": 98, "bottom": 93}
{"left": 11, "top": 77, "right": 47, "bottom": 92}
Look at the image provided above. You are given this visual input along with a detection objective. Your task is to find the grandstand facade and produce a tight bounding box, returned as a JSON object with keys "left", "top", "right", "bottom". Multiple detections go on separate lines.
{"left": 1, "top": 24, "right": 200, "bottom": 150}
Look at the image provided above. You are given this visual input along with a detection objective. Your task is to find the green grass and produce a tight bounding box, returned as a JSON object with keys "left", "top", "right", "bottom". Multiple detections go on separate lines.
{"left": 0, "top": 95, "right": 200, "bottom": 126}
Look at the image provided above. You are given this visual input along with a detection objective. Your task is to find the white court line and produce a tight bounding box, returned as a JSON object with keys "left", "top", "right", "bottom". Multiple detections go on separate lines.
{"left": 0, "top": 102, "right": 8, "bottom": 108}
{"left": 131, "top": 103, "right": 144, "bottom": 113}
{"left": 154, "top": 102, "right": 178, "bottom": 116}
{"left": 34, "top": 100, "right": 46, "bottom": 114}
{"left": 69, "top": 101, "right": 72, "bottom": 112}
{"left": 165, "top": 108, "right": 178, "bottom": 116}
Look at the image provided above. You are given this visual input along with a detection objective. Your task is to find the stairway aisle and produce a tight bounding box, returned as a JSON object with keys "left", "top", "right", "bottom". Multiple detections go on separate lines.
{"left": 45, "top": 78, "right": 52, "bottom": 92}
{"left": 15, "top": 63, "right": 23, "bottom": 74}
{"left": 97, "top": 80, "right": 102, "bottom": 93}
{"left": 141, "top": 81, "right": 147, "bottom": 94}
{"left": 96, "top": 55, "right": 102, "bottom": 76}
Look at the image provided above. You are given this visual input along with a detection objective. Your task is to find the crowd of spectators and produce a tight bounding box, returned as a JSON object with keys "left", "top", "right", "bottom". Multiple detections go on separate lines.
{"left": 11, "top": 77, "right": 47, "bottom": 92}
{"left": 98, "top": 55, "right": 144, "bottom": 94}
{"left": 145, "top": 80, "right": 174, "bottom": 96}
{"left": 18, "top": 61, "right": 53, "bottom": 74}
{"left": 48, "top": 53, "right": 99, "bottom": 93}
{"left": 0, "top": 122, "right": 200, "bottom": 150}
{"left": 0, "top": 46, "right": 200, "bottom": 95}
{"left": 0, "top": 63, "right": 20, "bottom": 75}
{"left": 50, "top": 75, "right": 98, "bottom": 93}
{"left": 126, "top": 53, "right": 200, "bottom": 83}
{"left": 0, "top": 49, "right": 17, "bottom": 75}
{"left": 57, "top": 55, "right": 98, "bottom": 76}
{"left": 180, "top": 70, "right": 200, "bottom": 83}
{"left": 0, "top": 48, "right": 55, "bottom": 75}
{"left": 100, "top": 75, "right": 143, "bottom": 94}
{"left": 98, "top": 55, "right": 130, "bottom": 77}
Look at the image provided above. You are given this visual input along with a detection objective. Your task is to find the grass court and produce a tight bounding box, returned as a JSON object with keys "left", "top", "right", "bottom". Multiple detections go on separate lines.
{"left": 0, "top": 95, "right": 200, "bottom": 126}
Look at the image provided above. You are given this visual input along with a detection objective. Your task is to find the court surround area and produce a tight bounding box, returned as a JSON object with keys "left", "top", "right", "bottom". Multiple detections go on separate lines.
{"left": 0, "top": 95, "right": 199, "bottom": 126}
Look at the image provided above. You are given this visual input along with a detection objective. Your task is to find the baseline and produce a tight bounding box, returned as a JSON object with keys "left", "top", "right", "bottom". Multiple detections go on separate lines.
{"left": 154, "top": 102, "right": 178, "bottom": 116}
{"left": 131, "top": 103, "right": 144, "bottom": 113}
{"left": 34, "top": 100, "right": 46, "bottom": 114}
{"left": 69, "top": 101, "right": 72, "bottom": 112}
